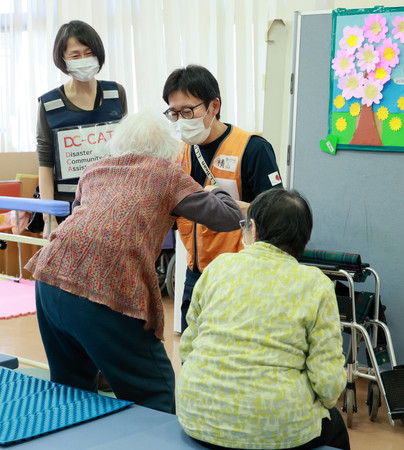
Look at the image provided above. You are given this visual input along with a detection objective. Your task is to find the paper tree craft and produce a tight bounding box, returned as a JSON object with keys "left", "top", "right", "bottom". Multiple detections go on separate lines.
{"left": 330, "top": 8, "right": 404, "bottom": 150}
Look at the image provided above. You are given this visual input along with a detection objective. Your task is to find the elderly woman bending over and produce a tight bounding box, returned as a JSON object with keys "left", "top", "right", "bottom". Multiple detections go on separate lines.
{"left": 25, "top": 112, "right": 243, "bottom": 414}
{"left": 177, "top": 188, "right": 350, "bottom": 449}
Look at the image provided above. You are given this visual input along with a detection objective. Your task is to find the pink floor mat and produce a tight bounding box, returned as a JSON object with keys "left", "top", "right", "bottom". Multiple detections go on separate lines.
{"left": 0, "top": 278, "right": 36, "bottom": 319}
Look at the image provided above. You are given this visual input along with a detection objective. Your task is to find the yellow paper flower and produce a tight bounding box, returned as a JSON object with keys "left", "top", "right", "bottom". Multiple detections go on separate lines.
{"left": 336, "top": 117, "right": 347, "bottom": 132}
{"left": 334, "top": 95, "right": 345, "bottom": 109}
{"left": 377, "top": 106, "right": 389, "bottom": 121}
{"left": 397, "top": 97, "right": 404, "bottom": 111}
{"left": 389, "top": 117, "right": 402, "bottom": 132}
{"left": 347, "top": 35, "right": 358, "bottom": 48}
{"left": 350, "top": 103, "right": 361, "bottom": 117}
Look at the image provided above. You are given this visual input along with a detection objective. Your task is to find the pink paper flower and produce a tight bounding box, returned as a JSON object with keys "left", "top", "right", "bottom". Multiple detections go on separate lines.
{"left": 356, "top": 43, "right": 380, "bottom": 73}
{"left": 363, "top": 14, "right": 388, "bottom": 44}
{"left": 361, "top": 78, "right": 383, "bottom": 107}
{"left": 332, "top": 49, "right": 355, "bottom": 77}
{"left": 367, "top": 60, "right": 391, "bottom": 85}
{"left": 377, "top": 38, "right": 400, "bottom": 68}
{"left": 392, "top": 15, "right": 404, "bottom": 44}
{"left": 339, "top": 26, "right": 364, "bottom": 55}
{"left": 337, "top": 70, "right": 365, "bottom": 100}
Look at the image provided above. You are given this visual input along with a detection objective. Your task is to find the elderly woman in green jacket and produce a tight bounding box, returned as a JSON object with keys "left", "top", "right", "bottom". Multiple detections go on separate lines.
{"left": 177, "top": 188, "right": 350, "bottom": 450}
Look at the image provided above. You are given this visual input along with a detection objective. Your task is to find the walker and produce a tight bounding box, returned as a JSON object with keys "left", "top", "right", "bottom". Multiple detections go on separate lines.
{"left": 299, "top": 249, "right": 404, "bottom": 427}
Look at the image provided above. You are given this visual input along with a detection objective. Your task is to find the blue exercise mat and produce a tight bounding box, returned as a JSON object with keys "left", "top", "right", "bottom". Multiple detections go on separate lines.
{"left": 0, "top": 367, "right": 133, "bottom": 445}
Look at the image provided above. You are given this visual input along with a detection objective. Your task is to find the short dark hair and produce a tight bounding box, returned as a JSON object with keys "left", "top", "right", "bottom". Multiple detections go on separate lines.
{"left": 246, "top": 188, "right": 313, "bottom": 258}
{"left": 162, "top": 65, "right": 222, "bottom": 120}
{"left": 53, "top": 20, "right": 105, "bottom": 75}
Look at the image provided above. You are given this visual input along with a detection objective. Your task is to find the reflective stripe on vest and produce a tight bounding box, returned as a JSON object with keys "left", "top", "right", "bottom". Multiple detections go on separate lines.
{"left": 40, "top": 81, "right": 124, "bottom": 193}
{"left": 177, "top": 125, "right": 253, "bottom": 272}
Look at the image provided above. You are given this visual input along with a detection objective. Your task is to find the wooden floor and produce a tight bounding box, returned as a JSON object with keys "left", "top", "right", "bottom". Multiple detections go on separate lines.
{"left": 0, "top": 296, "right": 403, "bottom": 449}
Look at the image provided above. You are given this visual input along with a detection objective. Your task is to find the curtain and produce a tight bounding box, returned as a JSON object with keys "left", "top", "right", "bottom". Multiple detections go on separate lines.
{"left": 0, "top": 0, "right": 58, "bottom": 153}
{"left": 0, "top": 0, "right": 271, "bottom": 153}
{"left": 2, "top": 0, "right": 403, "bottom": 153}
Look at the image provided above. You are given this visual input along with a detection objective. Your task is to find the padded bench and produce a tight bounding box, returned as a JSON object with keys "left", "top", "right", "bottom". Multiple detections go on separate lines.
{"left": 9, "top": 403, "right": 338, "bottom": 449}
{"left": 0, "top": 367, "right": 337, "bottom": 449}
{"left": 0, "top": 352, "right": 18, "bottom": 369}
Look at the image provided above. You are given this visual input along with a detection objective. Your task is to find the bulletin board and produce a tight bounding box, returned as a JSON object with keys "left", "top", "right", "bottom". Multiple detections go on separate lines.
{"left": 289, "top": 9, "right": 404, "bottom": 364}
{"left": 329, "top": 6, "right": 404, "bottom": 152}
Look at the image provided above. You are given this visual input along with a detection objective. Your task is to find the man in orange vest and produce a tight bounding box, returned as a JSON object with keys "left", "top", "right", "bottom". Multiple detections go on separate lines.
{"left": 163, "top": 65, "right": 282, "bottom": 332}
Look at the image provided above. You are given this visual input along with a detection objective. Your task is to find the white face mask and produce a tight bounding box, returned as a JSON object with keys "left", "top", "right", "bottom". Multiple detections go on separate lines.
{"left": 178, "top": 106, "right": 215, "bottom": 145}
{"left": 64, "top": 56, "right": 100, "bottom": 82}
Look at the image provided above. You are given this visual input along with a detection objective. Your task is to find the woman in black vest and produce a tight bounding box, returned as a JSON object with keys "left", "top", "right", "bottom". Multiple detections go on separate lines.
{"left": 36, "top": 20, "right": 127, "bottom": 237}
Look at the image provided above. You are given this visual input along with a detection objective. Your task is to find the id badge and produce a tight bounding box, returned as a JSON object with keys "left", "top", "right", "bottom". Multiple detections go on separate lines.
{"left": 54, "top": 121, "right": 120, "bottom": 181}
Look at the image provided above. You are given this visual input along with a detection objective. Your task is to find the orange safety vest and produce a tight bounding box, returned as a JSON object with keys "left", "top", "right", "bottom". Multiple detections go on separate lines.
{"left": 177, "top": 125, "right": 254, "bottom": 272}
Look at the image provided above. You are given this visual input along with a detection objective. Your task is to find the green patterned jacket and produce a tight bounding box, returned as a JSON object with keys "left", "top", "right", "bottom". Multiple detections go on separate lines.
{"left": 177, "top": 241, "right": 346, "bottom": 449}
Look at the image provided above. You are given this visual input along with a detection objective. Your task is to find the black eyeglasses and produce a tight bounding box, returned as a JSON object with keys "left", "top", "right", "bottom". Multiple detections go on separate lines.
{"left": 163, "top": 102, "right": 205, "bottom": 122}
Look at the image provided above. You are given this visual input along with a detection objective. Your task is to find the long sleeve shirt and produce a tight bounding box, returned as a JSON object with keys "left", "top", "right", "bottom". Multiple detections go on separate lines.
{"left": 25, "top": 153, "right": 242, "bottom": 340}
{"left": 177, "top": 241, "right": 346, "bottom": 449}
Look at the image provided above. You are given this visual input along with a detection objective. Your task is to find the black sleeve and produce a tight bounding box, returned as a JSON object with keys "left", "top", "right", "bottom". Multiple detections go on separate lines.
{"left": 36, "top": 100, "right": 55, "bottom": 167}
{"left": 240, "top": 136, "right": 282, "bottom": 202}
{"left": 171, "top": 188, "right": 243, "bottom": 232}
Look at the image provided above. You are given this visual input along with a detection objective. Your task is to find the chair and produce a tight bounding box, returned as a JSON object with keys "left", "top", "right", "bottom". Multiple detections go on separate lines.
{"left": 15, "top": 173, "right": 39, "bottom": 199}
{"left": 0, "top": 180, "right": 23, "bottom": 281}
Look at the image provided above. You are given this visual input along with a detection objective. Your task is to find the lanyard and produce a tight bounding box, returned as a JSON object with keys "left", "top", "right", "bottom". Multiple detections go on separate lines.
{"left": 193, "top": 144, "right": 219, "bottom": 187}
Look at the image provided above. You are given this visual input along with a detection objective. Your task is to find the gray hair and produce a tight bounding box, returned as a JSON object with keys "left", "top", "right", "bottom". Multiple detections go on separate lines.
{"left": 107, "top": 111, "right": 181, "bottom": 160}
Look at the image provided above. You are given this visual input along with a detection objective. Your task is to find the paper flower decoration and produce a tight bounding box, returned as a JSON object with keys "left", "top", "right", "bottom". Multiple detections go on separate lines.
{"left": 392, "top": 15, "right": 404, "bottom": 44}
{"left": 334, "top": 95, "right": 346, "bottom": 109}
{"left": 350, "top": 103, "right": 361, "bottom": 117}
{"left": 336, "top": 117, "right": 348, "bottom": 132}
{"left": 377, "top": 106, "right": 389, "bottom": 121}
{"left": 332, "top": 49, "right": 355, "bottom": 77}
{"left": 398, "top": 97, "right": 404, "bottom": 111}
{"left": 356, "top": 43, "right": 380, "bottom": 72}
{"left": 363, "top": 14, "right": 388, "bottom": 44}
{"left": 339, "top": 26, "right": 364, "bottom": 55}
{"left": 361, "top": 78, "right": 383, "bottom": 106}
{"left": 337, "top": 70, "right": 365, "bottom": 100}
{"left": 367, "top": 61, "right": 391, "bottom": 85}
{"left": 377, "top": 38, "right": 400, "bottom": 68}
{"left": 389, "top": 117, "right": 402, "bottom": 131}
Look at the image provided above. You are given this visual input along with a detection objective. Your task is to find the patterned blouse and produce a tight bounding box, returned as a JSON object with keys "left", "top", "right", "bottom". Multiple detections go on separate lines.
{"left": 177, "top": 241, "right": 346, "bottom": 449}
{"left": 25, "top": 153, "right": 202, "bottom": 340}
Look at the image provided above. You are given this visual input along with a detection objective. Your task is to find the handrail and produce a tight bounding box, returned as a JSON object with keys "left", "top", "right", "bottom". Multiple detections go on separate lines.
{"left": 0, "top": 196, "right": 70, "bottom": 216}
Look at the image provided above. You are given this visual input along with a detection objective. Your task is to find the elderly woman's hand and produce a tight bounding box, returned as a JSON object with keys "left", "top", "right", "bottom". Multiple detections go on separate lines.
{"left": 204, "top": 185, "right": 219, "bottom": 192}
{"left": 203, "top": 185, "right": 249, "bottom": 216}
{"left": 236, "top": 200, "right": 250, "bottom": 217}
